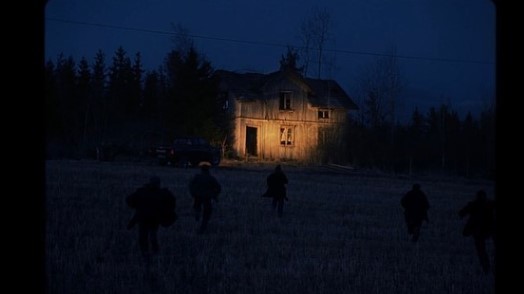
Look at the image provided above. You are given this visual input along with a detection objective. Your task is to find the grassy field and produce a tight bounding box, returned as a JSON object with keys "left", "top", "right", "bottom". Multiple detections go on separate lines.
{"left": 45, "top": 159, "right": 495, "bottom": 293}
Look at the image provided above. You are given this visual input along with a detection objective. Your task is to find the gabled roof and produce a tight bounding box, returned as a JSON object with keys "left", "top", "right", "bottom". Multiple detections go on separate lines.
{"left": 215, "top": 70, "right": 265, "bottom": 100}
{"left": 305, "top": 78, "right": 359, "bottom": 110}
{"left": 215, "top": 69, "right": 358, "bottom": 110}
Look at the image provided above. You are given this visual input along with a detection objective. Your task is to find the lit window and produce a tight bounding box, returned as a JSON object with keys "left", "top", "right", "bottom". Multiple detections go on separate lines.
{"left": 280, "top": 127, "right": 293, "bottom": 146}
{"left": 318, "top": 110, "right": 329, "bottom": 119}
{"left": 279, "top": 92, "right": 292, "bottom": 110}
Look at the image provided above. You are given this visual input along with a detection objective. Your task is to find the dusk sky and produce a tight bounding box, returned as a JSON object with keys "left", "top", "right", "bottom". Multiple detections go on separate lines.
{"left": 45, "top": 0, "right": 496, "bottom": 122}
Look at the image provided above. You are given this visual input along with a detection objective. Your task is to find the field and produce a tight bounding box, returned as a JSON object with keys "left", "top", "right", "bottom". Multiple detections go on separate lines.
{"left": 45, "top": 159, "right": 495, "bottom": 293}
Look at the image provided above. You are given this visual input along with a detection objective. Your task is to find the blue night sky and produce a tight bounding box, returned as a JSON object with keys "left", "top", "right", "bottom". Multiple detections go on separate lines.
{"left": 45, "top": 0, "right": 495, "bottom": 122}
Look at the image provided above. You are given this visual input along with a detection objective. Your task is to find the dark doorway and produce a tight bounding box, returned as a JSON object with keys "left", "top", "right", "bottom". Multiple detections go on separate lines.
{"left": 246, "top": 126, "right": 257, "bottom": 156}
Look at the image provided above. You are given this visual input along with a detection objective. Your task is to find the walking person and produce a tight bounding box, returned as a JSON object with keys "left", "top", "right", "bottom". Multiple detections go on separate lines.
{"left": 126, "top": 176, "right": 177, "bottom": 256}
{"left": 401, "top": 183, "right": 430, "bottom": 242}
{"left": 262, "top": 164, "right": 289, "bottom": 217}
{"left": 459, "top": 190, "right": 495, "bottom": 274}
{"left": 189, "top": 162, "right": 222, "bottom": 233}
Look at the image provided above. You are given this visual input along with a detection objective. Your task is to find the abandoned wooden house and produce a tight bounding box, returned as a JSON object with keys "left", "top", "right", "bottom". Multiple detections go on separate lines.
{"left": 216, "top": 68, "right": 358, "bottom": 163}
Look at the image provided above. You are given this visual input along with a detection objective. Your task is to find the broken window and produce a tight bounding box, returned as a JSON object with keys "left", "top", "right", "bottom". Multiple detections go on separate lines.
{"left": 318, "top": 109, "right": 330, "bottom": 119}
{"left": 280, "top": 126, "right": 293, "bottom": 146}
{"left": 279, "top": 91, "right": 292, "bottom": 110}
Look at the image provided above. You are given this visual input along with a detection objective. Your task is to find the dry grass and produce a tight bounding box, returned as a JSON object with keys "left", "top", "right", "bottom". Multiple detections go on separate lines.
{"left": 45, "top": 160, "right": 495, "bottom": 293}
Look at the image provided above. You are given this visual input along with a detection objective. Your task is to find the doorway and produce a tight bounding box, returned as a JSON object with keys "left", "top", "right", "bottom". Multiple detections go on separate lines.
{"left": 245, "top": 126, "right": 258, "bottom": 156}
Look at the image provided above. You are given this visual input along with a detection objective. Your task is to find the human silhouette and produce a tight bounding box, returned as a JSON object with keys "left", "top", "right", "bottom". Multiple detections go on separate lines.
{"left": 189, "top": 162, "right": 222, "bottom": 233}
{"left": 262, "top": 164, "right": 289, "bottom": 217}
{"left": 401, "top": 183, "right": 430, "bottom": 242}
{"left": 126, "top": 176, "right": 177, "bottom": 256}
{"left": 459, "top": 190, "right": 495, "bottom": 274}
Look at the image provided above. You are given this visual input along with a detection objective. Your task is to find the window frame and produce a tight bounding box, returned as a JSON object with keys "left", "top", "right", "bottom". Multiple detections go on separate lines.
{"left": 279, "top": 91, "right": 292, "bottom": 111}
{"left": 318, "top": 109, "right": 330, "bottom": 119}
{"left": 280, "top": 126, "right": 294, "bottom": 146}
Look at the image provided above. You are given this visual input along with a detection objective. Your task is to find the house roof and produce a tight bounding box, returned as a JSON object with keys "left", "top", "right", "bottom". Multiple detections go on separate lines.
{"left": 215, "top": 69, "right": 358, "bottom": 110}
{"left": 215, "top": 70, "right": 265, "bottom": 100}
{"left": 305, "top": 78, "right": 359, "bottom": 110}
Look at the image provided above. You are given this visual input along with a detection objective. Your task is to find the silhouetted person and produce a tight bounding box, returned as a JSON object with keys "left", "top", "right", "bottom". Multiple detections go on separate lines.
{"left": 126, "top": 176, "right": 176, "bottom": 256}
{"left": 263, "top": 164, "right": 289, "bottom": 217}
{"left": 459, "top": 190, "right": 495, "bottom": 274}
{"left": 189, "top": 162, "right": 222, "bottom": 233}
{"left": 401, "top": 183, "right": 430, "bottom": 242}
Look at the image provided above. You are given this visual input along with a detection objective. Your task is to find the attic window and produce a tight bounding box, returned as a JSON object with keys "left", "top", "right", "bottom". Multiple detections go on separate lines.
{"left": 280, "top": 126, "right": 294, "bottom": 146}
{"left": 219, "top": 91, "right": 229, "bottom": 110}
{"left": 279, "top": 91, "right": 292, "bottom": 110}
{"left": 318, "top": 109, "right": 330, "bottom": 119}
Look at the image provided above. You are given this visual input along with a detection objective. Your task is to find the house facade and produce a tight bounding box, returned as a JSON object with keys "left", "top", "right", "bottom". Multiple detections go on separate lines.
{"left": 216, "top": 68, "right": 358, "bottom": 163}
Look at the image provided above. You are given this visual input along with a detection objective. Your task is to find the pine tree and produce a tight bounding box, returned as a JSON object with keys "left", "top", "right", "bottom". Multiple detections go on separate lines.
{"left": 54, "top": 54, "right": 78, "bottom": 156}
{"left": 77, "top": 57, "right": 92, "bottom": 155}
{"left": 163, "top": 46, "right": 222, "bottom": 142}
{"left": 107, "top": 46, "right": 133, "bottom": 129}
{"left": 91, "top": 49, "right": 107, "bottom": 144}
{"left": 45, "top": 59, "right": 58, "bottom": 141}
{"left": 131, "top": 52, "right": 144, "bottom": 119}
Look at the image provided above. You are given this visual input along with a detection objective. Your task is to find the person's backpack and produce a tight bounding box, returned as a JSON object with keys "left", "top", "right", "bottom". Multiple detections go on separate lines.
{"left": 160, "top": 210, "right": 177, "bottom": 227}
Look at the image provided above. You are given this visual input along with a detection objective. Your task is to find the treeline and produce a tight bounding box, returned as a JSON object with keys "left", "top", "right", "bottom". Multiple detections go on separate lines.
{"left": 46, "top": 46, "right": 495, "bottom": 178}
{"left": 46, "top": 46, "right": 229, "bottom": 159}
{"left": 344, "top": 104, "right": 495, "bottom": 178}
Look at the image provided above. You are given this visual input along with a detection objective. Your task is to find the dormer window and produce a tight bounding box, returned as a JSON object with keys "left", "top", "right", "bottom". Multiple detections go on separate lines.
{"left": 279, "top": 91, "right": 292, "bottom": 110}
{"left": 318, "top": 109, "right": 330, "bottom": 119}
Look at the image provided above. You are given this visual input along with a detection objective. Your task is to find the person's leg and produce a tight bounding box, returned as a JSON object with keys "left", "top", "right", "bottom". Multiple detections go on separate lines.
{"left": 200, "top": 200, "right": 213, "bottom": 233}
{"left": 277, "top": 199, "right": 284, "bottom": 217}
{"left": 138, "top": 223, "right": 149, "bottom": 255}
{"left": 194, "top": 197, "right": 202, "bottom": 221}
{"left": 474, "top": 237, "right": 490, "bottom": 273}
{"left": 405, "top": 214, "right": 413, "bottom": 235}
{"left": 412, "top": 223, "right": 421, "bottom": 242}
{"left": 150, "top": 224, "right": 159, "bottom": 253}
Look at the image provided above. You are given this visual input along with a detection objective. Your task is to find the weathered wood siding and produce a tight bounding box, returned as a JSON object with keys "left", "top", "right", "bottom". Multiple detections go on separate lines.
{"left": 231, "top": 75, "right": 348, "bottom": 162}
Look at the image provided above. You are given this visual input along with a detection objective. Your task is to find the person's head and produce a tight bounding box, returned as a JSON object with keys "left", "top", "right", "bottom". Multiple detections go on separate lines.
{"left": 412, "top": 183, "right": 421, "bottom": 191}
{"left": 149, "top": 176, "right": 161, "bottom": 188}
{"left": 275, "top": 164, "right": 282, "bottom": 172}
{"left": 476, "top": 190, "right": 487, "bottom": 202}
{"left": 199, "top": 161, "right": 212, "bottom": 173}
